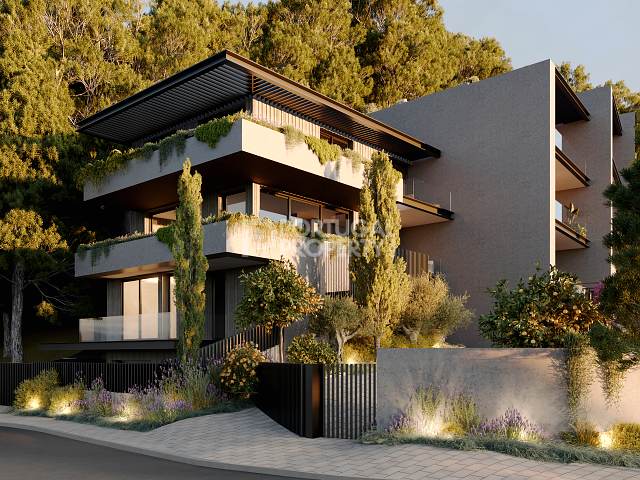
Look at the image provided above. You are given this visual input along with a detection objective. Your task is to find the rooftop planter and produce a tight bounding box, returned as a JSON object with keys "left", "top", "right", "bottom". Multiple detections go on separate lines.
{"left": 75, "top": 213, "right": 349, "bottom": 281}
{"left": 79, "top": 114, "right": 397, "bottom": 202}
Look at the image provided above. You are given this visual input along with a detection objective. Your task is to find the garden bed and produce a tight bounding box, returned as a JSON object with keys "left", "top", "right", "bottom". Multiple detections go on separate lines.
{"left": 362, "top": 431, "right": 640, "bottom": 469}
{"left": 13, "top": 400, "right": 251, "bottom": 432}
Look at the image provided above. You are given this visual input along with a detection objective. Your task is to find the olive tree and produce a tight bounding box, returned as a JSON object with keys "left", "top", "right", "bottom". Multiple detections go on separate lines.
{"left": 309, "top": 296, "right": 362, "bottom": 361}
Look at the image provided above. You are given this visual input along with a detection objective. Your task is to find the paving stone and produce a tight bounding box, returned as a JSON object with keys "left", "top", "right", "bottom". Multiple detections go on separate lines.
{"left": 1, "top": 409, "right": 639, "bottom": 480}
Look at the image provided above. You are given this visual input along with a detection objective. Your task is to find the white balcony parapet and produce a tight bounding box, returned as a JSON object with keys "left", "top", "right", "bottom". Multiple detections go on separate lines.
{"left": 79, "top": 312, "right": 177, "bottom": 342}
{"left": 84, "top": 119, "right": 403, "bottom": 202}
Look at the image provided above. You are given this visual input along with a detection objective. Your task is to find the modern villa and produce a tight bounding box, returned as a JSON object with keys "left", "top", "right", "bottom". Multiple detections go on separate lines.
{"left": 50, "top": 52, "right": 635, "bottom": 359}
{"left": 61, "top": 51, "right": 450, "bottom": 361}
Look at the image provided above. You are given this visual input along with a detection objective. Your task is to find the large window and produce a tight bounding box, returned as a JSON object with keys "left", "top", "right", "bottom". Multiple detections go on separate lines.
{"left": 222, "top": 191, "right": 246, "bottom": 214}
{"left": 321, "top": 206, "right": 350, "bottom": 235}
{"left": 290, "top": 198, "right": 320, "bottom": 232}
{"left": 258, "top": 187, "right": 351, "bottom": 236}
{"left": 122, "top": 277, "right": 159, "bottom": 339}
{"left": 259, "top": 190, "right": 288, "bottom": 222}
{"left": 147, "top": 209, "right": 176, "bottom": 233}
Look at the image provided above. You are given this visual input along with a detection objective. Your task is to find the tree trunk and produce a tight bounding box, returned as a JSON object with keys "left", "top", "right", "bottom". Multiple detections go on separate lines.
{"left": 10, "top": 258, "right": 25, "bottom": 363}
{"left": 336, "top": 337, "right": 345, "bottom": 363}
{"left": 279, "top": 327, "right": 285, "bottom": 363}
{"left": 374, "top": 335, "right": 381, "bottom": 350}
{"left": 2, "top": 312, "right": 10, "bottom": 359}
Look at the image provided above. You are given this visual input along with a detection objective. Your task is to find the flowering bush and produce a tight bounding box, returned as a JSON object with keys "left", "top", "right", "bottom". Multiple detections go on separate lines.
{"left": 14, "top": 369, "right": 59, "bottom": 411}
{"left": 156, "top": 360, "right": 216, "bottom": 411}
{"left": 472, "top": 408, "right": 544, "bottom": 442}
{"left": 479, "top": 266, "right": 601, "bottom": 347}
{"left": 75, "top": 378, "right": 115, "bottom": 417}
{"left": 286, "top": 334, "right": 337, "bottom": 364}
{"left": 219, "top": 342, "right": 266, "bottom": 398}
{"left": 123, "top": 385, "right": 191, "bottom": 424}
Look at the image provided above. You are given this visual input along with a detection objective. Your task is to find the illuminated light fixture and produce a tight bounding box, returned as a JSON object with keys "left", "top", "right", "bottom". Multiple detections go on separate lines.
{"left": 599, "top": 431, "right": 613, "bottom": 449}
{"left": 27, "top": 397, "right": 41, "bottom": 410}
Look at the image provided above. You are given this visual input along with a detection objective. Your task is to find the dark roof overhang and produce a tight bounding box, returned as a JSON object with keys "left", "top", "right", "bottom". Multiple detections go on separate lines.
{"left": 612, "top": 96, "right": 623, "bottom": 136}
{"left": 555, "top": 69, "right": 591, "bottom": 124}
{"left": 77, "top": 50, "right": 440, "bottom": 161}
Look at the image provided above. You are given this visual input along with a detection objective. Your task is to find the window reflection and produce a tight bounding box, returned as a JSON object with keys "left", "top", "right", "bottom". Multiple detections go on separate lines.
{"left": 290, "top": 198, "right": 320, "bottom": 232}
{"left": 223, "top": 191, "right": 246, "bottom": 214}
{"left": 259, "top": 190, "right": 288, "bottom": 222}
{"left": 322, "top": 207, "right": 349, "bottom": 235}
{"left": 148, "top": 209, "right": 176, "bottom": 233}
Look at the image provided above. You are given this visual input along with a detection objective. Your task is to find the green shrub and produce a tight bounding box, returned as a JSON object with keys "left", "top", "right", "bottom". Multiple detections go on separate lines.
{"left": 286, "top": 334, "right": 338, "bottom": 365}
{"left": 14, "top": 369, "right": 59, "bottom": 410}
{"left": 479, "top": 265, "right": 601, "bottom": 347}
{"left": 194, "top": 113, "right": 238, "bottom": 148}
{"left": 219, "top": 342, "right": 266, "bottom": 399}
{"left": 281, "top": 125, "right": 305, "bottom": 147}
{"left": 445, "top": 393, "right": 481, "bottom": 436}
{"left": 611, "top": 423, "right": 640, "bottom": 451}
{"left": 48, "top": 382, "right": 85, "bottom": 416}
{"left": 304, "top": 136, "right": 341, "bottom": 164}
{"left": 342, "top": 339, "right": 376, "bottom": 363}
{"left": 561, "top": 420, "right": 600, "bottom": 447}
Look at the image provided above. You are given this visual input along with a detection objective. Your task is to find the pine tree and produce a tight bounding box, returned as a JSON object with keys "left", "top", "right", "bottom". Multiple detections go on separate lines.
{"left": 260, "top": 0, "right": 372, "bottom": 109}
{"left": 600, "top": 159, "right": 640, "bottom": 335}
{"left": 0, "top": 209, "right": 67, "bottom": 362}
{"left": 350, "top": 152, "right": 409, "bottom": 349}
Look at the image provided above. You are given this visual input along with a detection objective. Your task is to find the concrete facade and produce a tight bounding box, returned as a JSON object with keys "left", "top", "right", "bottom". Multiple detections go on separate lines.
{"left": 374, "top": 61, "right": 636, "bottom": 345}
{"left": 373, "top": 61, "right": 557, "bottom": 344}
{"left": 555, "top": 88, "right": 614, "bottom": 284}
{"left": 377, "top": 348, "right": 640, "bottom": 435}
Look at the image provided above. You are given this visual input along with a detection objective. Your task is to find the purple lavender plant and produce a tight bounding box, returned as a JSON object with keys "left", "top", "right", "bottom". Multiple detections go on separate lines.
{"left": 472, "top": 408, "right": 544, "bottom": 441}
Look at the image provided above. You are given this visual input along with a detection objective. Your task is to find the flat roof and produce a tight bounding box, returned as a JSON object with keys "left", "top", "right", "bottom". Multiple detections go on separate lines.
{"left": 78, "top": 50, "right": 440, "bottom": 161}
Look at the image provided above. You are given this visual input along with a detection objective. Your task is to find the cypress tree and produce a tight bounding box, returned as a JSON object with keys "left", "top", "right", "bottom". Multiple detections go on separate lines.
{"left": 350, "top": 152, "right": 409, "bottom": 349}
{"left": 165, "top": 160, "right": 208, "bottom": 362}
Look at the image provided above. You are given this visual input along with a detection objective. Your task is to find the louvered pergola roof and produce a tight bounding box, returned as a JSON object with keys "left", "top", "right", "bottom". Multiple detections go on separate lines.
{"left": 78, "top": 50, "right": 440, "bottom": 161}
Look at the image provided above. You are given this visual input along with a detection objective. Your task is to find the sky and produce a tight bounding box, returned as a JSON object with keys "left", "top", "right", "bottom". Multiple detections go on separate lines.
{"left": 439, "top": 0, "right": 640, "bottom": 91}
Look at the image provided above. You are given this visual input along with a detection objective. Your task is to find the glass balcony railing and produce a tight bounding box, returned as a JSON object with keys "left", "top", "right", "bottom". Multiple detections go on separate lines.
{"left": 79, "top": 312, "right": 177, "bottom": 342}
{"left": 555, "top": 129, "right": 563, "bottom": 150}
{"left": 555, "top": 200, "right": 587, "bottom": 238}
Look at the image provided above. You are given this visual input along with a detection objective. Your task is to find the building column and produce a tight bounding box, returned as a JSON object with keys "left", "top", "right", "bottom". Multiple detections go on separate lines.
{"left": 246, "top": 182, "right": 260, "bottom": 216}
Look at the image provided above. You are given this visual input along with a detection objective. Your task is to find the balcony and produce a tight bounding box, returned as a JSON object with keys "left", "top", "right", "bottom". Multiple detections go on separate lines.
{"left": 79, "top": 312, "right": 177, "bottom": 343}
{"left": 555, "top": 200, "right": 589, "bottom": 250}
{"left": 555, "top": 131, "right": 589, "bottom": 191}
{"left": 84, "top": 118, "right": 397, "bottom": 213}
{"left": 399, "top": 177, "right": 453, "bottom": 227}
{"left": 76, "top": 218, "right": 322, "bottom": 278}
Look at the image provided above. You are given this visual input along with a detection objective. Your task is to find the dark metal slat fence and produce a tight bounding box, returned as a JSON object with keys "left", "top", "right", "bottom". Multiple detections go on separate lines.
{"left": 0, "top": 362, "right": 162, "bottom": 406}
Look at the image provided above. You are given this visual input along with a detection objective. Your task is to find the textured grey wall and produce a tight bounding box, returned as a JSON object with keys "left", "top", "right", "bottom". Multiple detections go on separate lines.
{"left": 556, "top": 87, "right": 614, "bottom": 284}
{"left": 377, "top": 348, "right": 640, "bottom": 435}
{"left": 373, "top": 61, "right": 556, "bottom": 345}
{"left": 614, "top": 112, "right": 637, "bottom": 171}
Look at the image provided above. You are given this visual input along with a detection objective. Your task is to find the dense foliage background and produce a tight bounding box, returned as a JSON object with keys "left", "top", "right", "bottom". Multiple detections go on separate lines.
{"left": 0, "top": 0, "right": 636, "bottom": 359}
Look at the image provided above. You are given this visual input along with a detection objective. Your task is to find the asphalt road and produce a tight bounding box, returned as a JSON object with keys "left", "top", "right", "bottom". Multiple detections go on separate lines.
{"left": 0, "top": 427, "right": 305, "bottom": 480}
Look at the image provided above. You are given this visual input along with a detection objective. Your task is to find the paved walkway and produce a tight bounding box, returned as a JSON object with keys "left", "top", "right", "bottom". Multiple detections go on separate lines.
{"left": 1, "top": 408, "right": 639, "bottom": 480}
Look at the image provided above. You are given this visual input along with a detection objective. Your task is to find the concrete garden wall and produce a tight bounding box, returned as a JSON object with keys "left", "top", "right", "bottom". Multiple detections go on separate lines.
{"left": 377, "top": 348, "right": 640, "bottom": 435}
